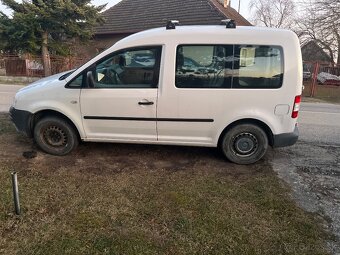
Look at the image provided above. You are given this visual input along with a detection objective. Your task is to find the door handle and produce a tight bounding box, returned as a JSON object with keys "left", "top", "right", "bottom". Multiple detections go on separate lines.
{"left": 138, "top": 101, "right": 154, "bottom": 106}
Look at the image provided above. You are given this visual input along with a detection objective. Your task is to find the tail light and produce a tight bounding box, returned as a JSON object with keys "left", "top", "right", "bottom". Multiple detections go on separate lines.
{"left": 292, "top": 95, "right": 301, "bottom": 118}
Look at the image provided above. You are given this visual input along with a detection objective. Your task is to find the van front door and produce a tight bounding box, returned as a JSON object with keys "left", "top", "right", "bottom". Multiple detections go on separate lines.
{"left": 80, "top": 46, "right": 162, "bottom": 142}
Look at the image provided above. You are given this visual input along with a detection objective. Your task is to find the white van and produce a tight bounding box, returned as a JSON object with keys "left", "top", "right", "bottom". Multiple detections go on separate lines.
{"left": 10, "top": 22, "right": 302, "bottom": 164}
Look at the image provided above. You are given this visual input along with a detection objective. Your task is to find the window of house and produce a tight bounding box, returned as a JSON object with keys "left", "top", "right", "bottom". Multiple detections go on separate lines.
{"left": 91, "top": 46, "right": 162, "bottom": 88}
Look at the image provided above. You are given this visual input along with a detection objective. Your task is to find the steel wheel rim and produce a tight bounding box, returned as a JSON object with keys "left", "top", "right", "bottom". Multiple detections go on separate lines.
{"left": 232, "top": 132, "right": 258, "bottom": 157}
{"left": 43, "top": 125, "right": 68, "bottom": 147}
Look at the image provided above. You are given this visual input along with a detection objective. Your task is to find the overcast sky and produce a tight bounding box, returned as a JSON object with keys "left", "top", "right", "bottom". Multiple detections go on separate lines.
{"left": 0, "top": 0, "right": 251, "bottom": 19}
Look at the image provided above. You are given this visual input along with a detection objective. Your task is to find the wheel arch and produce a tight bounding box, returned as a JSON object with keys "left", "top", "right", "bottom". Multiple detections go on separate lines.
{"left": 217, "top": 118, "right": 274, "bottom": 148}
{"left": 30, "top": 109, "right": 82, "bottom": 140}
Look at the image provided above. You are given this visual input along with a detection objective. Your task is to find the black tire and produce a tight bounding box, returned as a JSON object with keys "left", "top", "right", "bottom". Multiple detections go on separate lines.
{"left": 34, "top": 116, "right": 79, "bottom": 156}
{"left": 220, "top": 124, "right": 268, "bottom": 165}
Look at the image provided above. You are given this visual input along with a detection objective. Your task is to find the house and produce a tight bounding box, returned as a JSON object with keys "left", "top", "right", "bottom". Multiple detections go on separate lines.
{"left": 301, "top": 41, "right": 333, "bottom": 64}
{"left": 81, "top": 0, "right": 252, "bottom": 58}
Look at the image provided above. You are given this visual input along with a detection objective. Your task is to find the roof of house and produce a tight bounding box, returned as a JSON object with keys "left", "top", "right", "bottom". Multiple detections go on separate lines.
{"left": 301, "top": 41, "right": 332, "bottom": 63}
{"left": 96, "top": 0, "right": 252, "bottom": 35}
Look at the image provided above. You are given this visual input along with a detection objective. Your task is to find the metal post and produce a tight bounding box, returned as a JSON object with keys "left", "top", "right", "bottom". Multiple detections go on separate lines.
{"left": 311, "top": 62, "right": 320, "bottom": 97}
{"left": 11, "top": 172, "right": 21, "bottom": 215}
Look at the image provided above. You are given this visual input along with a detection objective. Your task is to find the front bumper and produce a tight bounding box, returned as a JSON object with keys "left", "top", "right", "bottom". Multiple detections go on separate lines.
{"left": 272, "top": 126, "right": 299, "bottom": 148}
{"left": 9, "top": 107, "right": 33, "bottom": 137}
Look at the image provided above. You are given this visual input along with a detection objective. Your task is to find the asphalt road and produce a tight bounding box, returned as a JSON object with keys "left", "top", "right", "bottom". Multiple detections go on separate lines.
{"left": 273, "top": 103, "right": 340, "bottom": 254}
{"left": 299, "top": 102, "right": 340, "bottom": 146}
{"left": 0, "top": 85, "right": 24, "bottom": 112}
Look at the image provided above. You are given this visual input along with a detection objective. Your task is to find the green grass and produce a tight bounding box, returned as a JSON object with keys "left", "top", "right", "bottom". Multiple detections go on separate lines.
{"left": 0, "top": 114, "right": 331, "bottom": 255}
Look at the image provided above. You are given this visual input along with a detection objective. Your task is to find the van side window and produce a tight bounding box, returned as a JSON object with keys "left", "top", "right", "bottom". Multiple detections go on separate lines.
{"left": 233, "top": 45, "right": 283, "bottom": 89}
{"left": 175, "top": 45, "right": 284, "bottom": 89}
{"left": 68, "top": 74, "right": 83, "bottom": 88}
{"left": 91, "top": 46, "right": 162, "bottom": 88}
{"left": 175, "top": 45, "right": 233, "bottom": 88}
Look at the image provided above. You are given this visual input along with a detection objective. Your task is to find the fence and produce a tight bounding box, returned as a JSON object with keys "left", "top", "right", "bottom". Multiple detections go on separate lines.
{"left": 0, "top": 54, "right": 89, "bottom": 78}
{"left": 303, "top": 61, "right": 340, "bottom": 103}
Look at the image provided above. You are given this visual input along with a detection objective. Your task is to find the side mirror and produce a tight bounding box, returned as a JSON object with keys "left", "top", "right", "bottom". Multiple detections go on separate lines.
{"left": 86, "top": 71, "right": 95, "bottom": 88}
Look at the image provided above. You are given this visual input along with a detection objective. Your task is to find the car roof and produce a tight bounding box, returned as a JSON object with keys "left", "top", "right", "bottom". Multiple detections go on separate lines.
{"left": 113, "top": 25, "right": 296, "bottom": 49}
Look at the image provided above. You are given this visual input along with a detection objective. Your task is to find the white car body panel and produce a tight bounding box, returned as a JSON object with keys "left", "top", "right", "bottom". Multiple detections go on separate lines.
{"left": 80, "top": 88, "right": 157, "bottom": 141}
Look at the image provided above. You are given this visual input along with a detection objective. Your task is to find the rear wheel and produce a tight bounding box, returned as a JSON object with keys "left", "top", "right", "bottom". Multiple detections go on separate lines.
{"left": 220, "top": 124, "right": 268, "bottom": 165}
{"left": 34, "top": 116, "right": 78, "bottom": 156}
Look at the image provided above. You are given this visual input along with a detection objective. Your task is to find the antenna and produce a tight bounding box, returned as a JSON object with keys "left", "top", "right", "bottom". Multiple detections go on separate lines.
{"left": 166, "top": 20, "right": 179, "bottom": 30}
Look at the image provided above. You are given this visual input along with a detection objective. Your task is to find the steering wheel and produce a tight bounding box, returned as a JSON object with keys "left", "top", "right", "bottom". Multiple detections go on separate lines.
{"left": 103, "top": 67, "right": 123, "bottom": 85}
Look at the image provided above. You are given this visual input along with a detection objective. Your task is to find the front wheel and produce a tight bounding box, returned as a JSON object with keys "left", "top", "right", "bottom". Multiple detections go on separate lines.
{"left": 34, "top": 117, "right": 79, "bottom": 156}
{"left": 220, "top": 124, "right": 268, "bottom": 165}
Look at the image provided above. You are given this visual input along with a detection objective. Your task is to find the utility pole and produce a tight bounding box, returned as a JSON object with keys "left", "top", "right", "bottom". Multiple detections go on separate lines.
{"left": 238, "top": 0, "right": 241, "bottom": 13}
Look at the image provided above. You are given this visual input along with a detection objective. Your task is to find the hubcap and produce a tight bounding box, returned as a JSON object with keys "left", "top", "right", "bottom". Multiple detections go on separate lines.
{"left": 232, "top": 133, "right": 258, "bottom": 157}
{"left": 43, "top": 126, "right": 67, "bottom": 147}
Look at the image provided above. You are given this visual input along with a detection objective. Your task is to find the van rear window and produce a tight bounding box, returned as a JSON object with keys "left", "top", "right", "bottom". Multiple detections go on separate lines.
{"left": 175, "top": 45, "right": 283, "bottom": 89}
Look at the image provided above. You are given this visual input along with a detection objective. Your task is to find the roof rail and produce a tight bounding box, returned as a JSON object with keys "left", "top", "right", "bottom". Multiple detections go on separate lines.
{"left": 221, "top": 19, "right": 236, "bottom": 29}
{"left": 166, "top": 20, "right": 179, "bottom": 30}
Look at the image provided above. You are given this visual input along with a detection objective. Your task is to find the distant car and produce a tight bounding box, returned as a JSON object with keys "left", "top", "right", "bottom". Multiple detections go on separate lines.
{"left": 303, "top": 64, "right": 311, "bottom": 80}
{"left": 303, "top": 71, "right": 311, "bottom": 80}
{"left": 317, "top": 72, "right": 340, "bottom": 85}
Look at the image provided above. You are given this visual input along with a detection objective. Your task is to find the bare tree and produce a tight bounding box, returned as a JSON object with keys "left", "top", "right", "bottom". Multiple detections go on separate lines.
{"left": 249, "top": 0, "right": 296, "bottom": 29}
{"left": 297, "top": 0, "right": 340, "bottom": 64}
